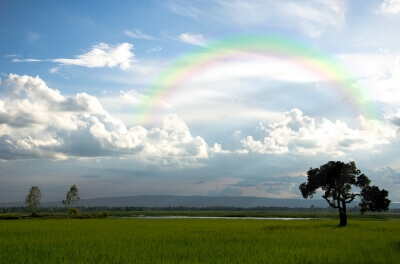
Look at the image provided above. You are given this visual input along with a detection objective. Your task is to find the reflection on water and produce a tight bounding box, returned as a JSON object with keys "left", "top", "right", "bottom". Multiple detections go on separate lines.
{"left": 118, "top": 216, "right": 312, "bottom": 220}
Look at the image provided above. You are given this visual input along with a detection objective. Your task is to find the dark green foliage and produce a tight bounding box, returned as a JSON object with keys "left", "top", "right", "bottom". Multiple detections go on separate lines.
{"left": 360, "top": 186, "right": 390, "bottom": 213}
{"left": 62, "top": 185, "right": 80, "bottom": 207}
{"left": 299, "top": 161, "right": 390, "bottom": 226}
{"left": 68, "top": 208, "right": 81, "bottom": 216}
{"left": 0, "top": 215, "right": 21, "bottom": 220}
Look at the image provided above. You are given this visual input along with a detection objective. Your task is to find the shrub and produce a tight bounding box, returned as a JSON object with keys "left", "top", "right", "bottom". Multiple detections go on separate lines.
{"left": 68, "top": 208, "right": 81, "bottom": 216}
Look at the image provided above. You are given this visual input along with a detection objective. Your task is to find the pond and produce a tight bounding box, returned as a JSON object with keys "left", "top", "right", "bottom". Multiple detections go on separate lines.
{"left": 117, "top": 216, "right": 313, "bottom": 220}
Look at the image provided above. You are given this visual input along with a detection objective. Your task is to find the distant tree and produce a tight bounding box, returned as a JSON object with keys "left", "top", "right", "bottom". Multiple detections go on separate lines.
{"left": 62, "top": 185, "right": 80, "bottom": 208}
{"left": 299, "top": 161, "right": 390, "bottom": 226}
{"left": 25, "top": 186, "right": 42, "bottom": 214}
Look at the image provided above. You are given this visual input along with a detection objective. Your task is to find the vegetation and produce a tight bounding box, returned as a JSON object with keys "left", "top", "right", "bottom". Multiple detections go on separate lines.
{"left": 300, "top": 161, "right": 390, "bottom": 226}
{"left": 62, "top": 184, "right": 80, "bottom": 208}
{"left": 24, "top": 186, "right": 42, "bottom": 214}
{"left": 2, "top": 210, "right": 400, "bottom": 221}
{"left": 68, "top": 207, "right": 81, "bottom": 216}
{"left": 0, "top": 218, "right": 399, "bottom": 263}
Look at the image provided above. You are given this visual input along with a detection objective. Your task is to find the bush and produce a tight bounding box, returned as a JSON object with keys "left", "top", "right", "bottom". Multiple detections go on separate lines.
{"left": 101, "top": 211, "right": 109, "bottom": 217}
{"left": 0, "top": 215, "right": 21, "bottom": 220}
{"left": 68, "top": 208, "right": 81, "bottom": 216}
{"left": 94, "top": 211, "right": 109, "bottom": 218}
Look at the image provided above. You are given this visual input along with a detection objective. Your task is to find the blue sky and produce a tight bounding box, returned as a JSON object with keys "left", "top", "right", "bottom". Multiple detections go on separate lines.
{"left": 1, "top": 0, "right": 400, "bottom": 203}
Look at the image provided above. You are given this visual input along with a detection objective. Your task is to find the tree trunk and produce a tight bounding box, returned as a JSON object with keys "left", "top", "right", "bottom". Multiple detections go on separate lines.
{"left": 339, "top": 212, "right": 347, "bottom": 226}
{"left": 339, "top": 200, "right": 347, "bottom": 227}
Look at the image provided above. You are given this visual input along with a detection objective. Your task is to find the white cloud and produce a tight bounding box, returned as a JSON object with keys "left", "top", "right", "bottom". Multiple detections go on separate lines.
{"left": 119, "top": 90, "right": 148, "bottom": 105}
{"left": 12, "top": 58, "right": 42, "bottom": 62}
{"left": 124, "top": 29, "right": 157, "bottom": 40}
{"left": 339, "top": 53, "right": 400, "bottom": 103}
{"left": 377, "top": 0, "right": 400, "bottom": 14}
{"left": 241, "top": 108, "right": 395, "bottom": 156}
{"left": 280, "top": 0, "right": 345, "bottom": 26}
{"left": 165, "top": 1, "right": 202, "bottom": 19}
{"left": 147, "top": 46, "right": 162, "bottom": 53}
{"left": 52, "top": 43, "right": 135, "bottom": 70}
{"left": 210, "top": 143, "right": 231, "bottom": 154}
{"left": 162, "top": 113, "right": 188, "bottom": 131}
{"left": 0, "top": 74, "right": 210, "bottom": 166}
{"left": 177, "top": 33, "right": 207, "bottom": 46}
{"left": 49, "top": 66, "right": 61, "bottom": 74}
{"left": 12, "top": 43, "right": 135, "bottom": 70}
{"left": 278, "top": 0, "right": 346, "bottom": 37}
{"left": 187, "top": 57, "right": 332, "bottom": 83}
{"left": 167, "top": 0, "right": 347, "bottom": 38}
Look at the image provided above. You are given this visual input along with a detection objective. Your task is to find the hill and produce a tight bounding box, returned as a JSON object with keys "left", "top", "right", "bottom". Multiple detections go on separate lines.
{"left": 0, "top": 195, "right": 368, "bottom": 208}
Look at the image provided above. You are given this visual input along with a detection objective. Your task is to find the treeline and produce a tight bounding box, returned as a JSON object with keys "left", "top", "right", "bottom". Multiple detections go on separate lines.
{"left": 0, "top": 205, "right": 372, "bottom": 213}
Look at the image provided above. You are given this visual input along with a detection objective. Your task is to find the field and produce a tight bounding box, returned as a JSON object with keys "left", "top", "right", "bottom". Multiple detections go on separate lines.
{"left": 1, "top": 217, "right": 400, "bottom": 263}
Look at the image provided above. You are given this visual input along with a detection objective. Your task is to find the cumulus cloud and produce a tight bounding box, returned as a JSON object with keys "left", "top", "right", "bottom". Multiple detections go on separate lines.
{"left": 12, "top": 43, "right": 135, "bottom": 70}
{"left": 0, "top": 74, "right": 209, "bottom": 165}
{"left": 177, "top": 33, "right": 207, "bottom": 46}
{"left": 377, "top": 0, "right": 400, "bottom": 14}
{"left": 210, "top": 143, "right": 231, "bottom": 154}
{"left": 241, "top": 108, "right": 395, "bottom": 156}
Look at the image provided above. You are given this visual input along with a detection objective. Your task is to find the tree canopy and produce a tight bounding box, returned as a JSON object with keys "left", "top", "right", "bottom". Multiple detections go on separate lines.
{"left": 62, "top": 184, "right": 80, "bottom": 207}
{"left": 25, "top": 186, "right": 42, "bottom": 214}
{"left": 299, "top": 161, "right": 390, "bottom": 226}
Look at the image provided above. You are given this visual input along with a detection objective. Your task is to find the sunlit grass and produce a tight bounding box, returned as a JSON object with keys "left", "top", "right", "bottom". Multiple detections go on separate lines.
{"left": 1, "top": 218, "right": 399, "bottom": 263}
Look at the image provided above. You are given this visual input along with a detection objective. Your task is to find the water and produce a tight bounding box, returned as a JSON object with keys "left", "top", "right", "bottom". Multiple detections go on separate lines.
{"left": 117, "top": 216, "right": 312, "bottom": 220}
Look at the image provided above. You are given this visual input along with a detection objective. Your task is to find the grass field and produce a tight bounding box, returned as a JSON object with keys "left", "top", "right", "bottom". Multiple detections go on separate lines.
{"left": 1, "top": 217, "right": 399, "bottom": 263}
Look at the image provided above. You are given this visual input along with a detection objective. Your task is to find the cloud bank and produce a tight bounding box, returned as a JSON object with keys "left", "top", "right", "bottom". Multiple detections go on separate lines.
{"left": 0, "top": 74, "right": 208, "bottom": 165}
{"left": 1, "top": 74, "right": 398, "bottom": 169}
{"left": 241, "top": 108, "right": 395, "bottom": 156}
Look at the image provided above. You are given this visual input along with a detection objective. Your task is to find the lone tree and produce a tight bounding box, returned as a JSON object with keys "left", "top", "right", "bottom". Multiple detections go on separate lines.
{"left": 62, "top": 185, "right": 80, "bottom": 207}
{"left": 25, "top": 186, "right": 42, "bottom": 214}
{"left": 299, "top": 161, "right": 390, "bottom": 226}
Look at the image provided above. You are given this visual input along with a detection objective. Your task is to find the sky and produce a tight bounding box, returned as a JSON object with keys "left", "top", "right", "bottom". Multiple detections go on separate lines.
{"left": 1, "top": 0, "right": 400, "bottom": 203}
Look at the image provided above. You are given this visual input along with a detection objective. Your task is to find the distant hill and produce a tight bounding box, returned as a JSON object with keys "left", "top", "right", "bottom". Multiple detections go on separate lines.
{"left": 0, "top": 195, "right": 376, "bottom": 208}
{"left": 50, "top": 195, "right": 333, "bottom": 208}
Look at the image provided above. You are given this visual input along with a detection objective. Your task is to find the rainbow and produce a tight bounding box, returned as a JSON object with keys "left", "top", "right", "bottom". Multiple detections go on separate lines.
{"left": 133, "top": 34, "right": 376, "bottom": 125}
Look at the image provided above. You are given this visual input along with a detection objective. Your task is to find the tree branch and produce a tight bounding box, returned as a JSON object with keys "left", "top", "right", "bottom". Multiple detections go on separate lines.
{"left": 345, "top": 193, "right": 360, "bottom": 204}
{"left": 322, "top": 195, "right": 339, "bottom": 209}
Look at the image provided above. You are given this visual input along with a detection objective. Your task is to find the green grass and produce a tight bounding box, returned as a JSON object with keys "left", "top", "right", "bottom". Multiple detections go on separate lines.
{"left": 1, "top": 218, "right": 399, "bottom": 263}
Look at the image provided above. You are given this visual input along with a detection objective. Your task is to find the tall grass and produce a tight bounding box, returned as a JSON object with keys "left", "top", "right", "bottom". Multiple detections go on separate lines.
{"left": 1, "top": 219, "right": 399, "bottom": 263}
